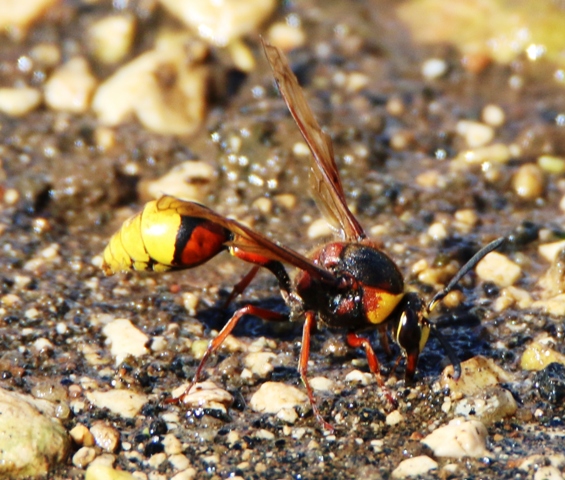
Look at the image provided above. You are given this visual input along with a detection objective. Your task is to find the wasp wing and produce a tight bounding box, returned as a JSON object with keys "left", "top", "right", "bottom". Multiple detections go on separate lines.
{"left": 157, "top": 196, "right": 338, "bottom": 285}
{"left": 263, "top": 40, "right": 366, "bottom": 242}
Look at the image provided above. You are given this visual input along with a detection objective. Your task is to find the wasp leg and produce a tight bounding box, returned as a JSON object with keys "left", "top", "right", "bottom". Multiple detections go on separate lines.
{"left": 299, "top": 311, "right": 335, "bottom": 432}
{"left": 346, "top": 332, "right": 397, "bottom": 407}
{"left": 175, "top": 305, "right": 287, "bottom": 404}
{"left": 378, "top": 325, "right": 392, "bottom": 356}
{"left": 222, "top": 266, "right": 261, "bottom": 308}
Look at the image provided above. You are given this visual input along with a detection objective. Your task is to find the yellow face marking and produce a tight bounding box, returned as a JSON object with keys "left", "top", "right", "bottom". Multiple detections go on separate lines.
{"left": 364, "top": 289, "right": 404, "bottom": 325}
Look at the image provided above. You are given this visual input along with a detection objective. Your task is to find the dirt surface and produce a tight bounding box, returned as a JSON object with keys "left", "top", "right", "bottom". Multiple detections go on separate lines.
{"left": 1, "top": 0, "right": 565, "bottom": 478}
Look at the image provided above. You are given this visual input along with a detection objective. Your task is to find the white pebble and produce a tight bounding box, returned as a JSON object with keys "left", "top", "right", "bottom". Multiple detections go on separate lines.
{"left": 249, "top": 382, "right": 308, "bottom": 414}
{"left": 243, "top": 352, "right": 276, "bottom": 378}
{"left": 481, "top": 104, "right": 505, "bottom": 126}
{"left": 512, "top": 163, "right": 544, "bottom": 200}
{"left": 102, "top": 318, "right": 149, "bottom": 365}
{"left": 421, "top": 58, "right": 448, "bottom": 79}
{"left": 386, "top": 410, "right": 404, "bottom": 426}
{"left": 475, "top": 252, "right": 521, "bottom": 287}
{"left": 422, "top": 418, "right": 489, "bottom": 458}
{"left": 0, "top": 87, "right": 41, "bottom": 116}
{"left": 392, "top": 456, "right": 438, "bottom": 478}
{"left": 87, "top": 14, "right": 136, "bottom": 64}
{"left": 44, "top": 57, "right": 97, "bottom": 113}
{"left": 344, "top": 369, "right": 374, "bottom": 386}
{"left": 175, "top": 381, "right": 233, "bottom": 412}
{"left": 307, "top": 218, "right": 334, "bottom": 239}
{"left": 456, "top": 120, "right": 494, "bottom": 148}
{"left": 85, "top": 390, "right": 148, "bottom": 419}
{"left": 539, "top": 240, "right": 565, "bottom": 263}
{"left": 90, "top": 421, "right": 120, "bottom": 453}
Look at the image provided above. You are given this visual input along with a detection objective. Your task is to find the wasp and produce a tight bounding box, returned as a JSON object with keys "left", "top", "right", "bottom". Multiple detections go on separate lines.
{"left": 102, "top": 40, "right": 504, "bottom": 431}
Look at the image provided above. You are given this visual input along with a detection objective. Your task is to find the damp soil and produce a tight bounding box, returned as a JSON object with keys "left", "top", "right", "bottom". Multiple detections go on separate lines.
{"left": 1, "top": 0, "right": 565, "bottom": 478}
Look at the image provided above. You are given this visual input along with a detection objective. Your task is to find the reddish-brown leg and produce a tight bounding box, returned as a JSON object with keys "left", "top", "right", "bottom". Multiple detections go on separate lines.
{"left": 346, "top": 332, "right": 397, "bottom": 406}
{"left": 377, "top": 326, "right": 392, "bottom": 356}
{"left": 176, "top": 305, "right": 287, "bottom": 403}
{"left": 299, "top": 311, "right": 335, "bottom": 432}
{"left": 222, "top": 266, "right": 260, "bottom": 308}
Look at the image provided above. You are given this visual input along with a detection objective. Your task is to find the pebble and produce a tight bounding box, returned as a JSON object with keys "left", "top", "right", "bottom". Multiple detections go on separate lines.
{"left": 307, "top": 218, "right": 334, "bottom": 239}
{"left": 175, "top": 381, "right": 233, "bottom": 412}
{"left": 439, "top": 356, "right": 514, "bottom": 396}
{"left": 73, "top": 447, "right": 97, "bottom": 469}
{"left": 392, "top": 455, "right": 438, "bottom": 478}
{"left": 534, "top": 466, "right": 564, "bottom": 480}
{"left": 85, "top": 390, "right": 148, "bottom": 419}
{"left": 157, "top": 0, "right": 276, "bottom": 47}
{"left": 163, "top": 434, "right": 183, "bottom": 455}
{"left": 520, "top": 338, "right": 565, "bottom": 371}
{"left": 70, "top": 424, "right": 95, "bottom": 447}
{"left": 0, "top": 87, "right": 41, "bottom": 116}
{"left": 475, "top": 251, "right": 521, "bottom": 287}
{"left": 309, "top": 376, "right": 335, "bottom": 392}
{"left": 494, "top": 286, "right": 533, "bottom": 312}
{"left": 452, "top": 143, "right": 511, "bottom": 166}
{"left": 169, "top": 454, "right": 191, "bottom": 471}
{"left": 344, "top": 369, "right": 375, "bottom": 386}
{"left": 386, "top": 410, "right": 404, "bottom": 426}
{"left": 44, "top": 57, "right": 98, "bottom": 113}
{"left": 538, "top": 240, "right": 565, "bottom": 263}
{"left": 482, "top": 104, "right": 505, "bottom": 126}
{"left": 87, "top": 14, "right": 136, "bottom": 64}
{"left": 456, "top": 120, "right": 495, "bottom": 148}
{"left": 92, "top": 31, "right": 208, "bottom": 135}
{"left": 276, "top": 407, "right": 299, "bottom": 424}
{"left": 267, "top": 21, "right": 306, "bottom": 51}
{"left": 102, "top": 318, "right": 149, "bottom": 365}
{"left": 0, "top": 388, "right": 70, "bottom": 477}
{"left": 421, "top": 418, "right": 489, "bottom": 458}
{"left": 243, "top": 352, "right": 276, "bottom": 377}
{"left": 512, "top": 163, "right": 545, "bottom": 199}
{"left": 143, "top": 161, "right": 216, "bottom": 203}
{"left": 90, "top": 421, "right": 120, "bottom": 453}
{"left": 85, "top": 464, "right": 137, "bottom": 480}
{"left": 538, "top": 155, "right": 565, "bottom": 174}
{"left": 249, "top": 382, "right": 308, "bottom": 414}
{"left": 421, "top": 58, "right": 448, "bottom": 79}
{"left": 453, "top": 386, "right": 517, "bottom": 425}
{"left": 427, "top": 221, "right": 448, "bottom": 241}
{"left": 0, "top": 0, "right": 58, "bottom": 32}
{"left": 170, "top": 468, "right": 197, "bottom": 480}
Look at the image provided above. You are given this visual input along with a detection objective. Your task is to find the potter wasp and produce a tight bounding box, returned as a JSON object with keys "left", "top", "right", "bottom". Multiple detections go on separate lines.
{"left": 102, "top": 40, "right": 504, "bottom": 431}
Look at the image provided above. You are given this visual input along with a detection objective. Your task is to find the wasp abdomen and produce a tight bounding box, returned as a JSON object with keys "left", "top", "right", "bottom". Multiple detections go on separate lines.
{"left": 102, "top": 199, "right": 230, "bottom": 275}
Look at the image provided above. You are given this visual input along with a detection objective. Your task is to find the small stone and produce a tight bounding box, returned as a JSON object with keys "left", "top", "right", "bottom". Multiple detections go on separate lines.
{"left": 386, "top": 410, "right": 404, "bottom": 426}
{"left": 170, "top": 468, "right": 197, "bottom": 480}
{"left": 0, "top": 87, "right": 41, "bottom": 116}
{"left": 0, "top": 0, "right": 58, "bottom": 33}
{"left": 453, "top": 386, "right": 518, "bottom": 425}
{"left": 175, "top": 381, "right": 233, "bottom": 412}
{"left": 85, "top": 464, "right": 137, "bottom": 480}
{"left": 456, "top": 120, "right": 495, "bottom": 148}
{"left": 267, "top": 21, "right": 306, "bottom": 51}
{"left": 307, "top": 218, "right": 334, "bottom": 239}
{"left": 163, "top": 434, "right": 183, "bottom": 455}
{"left": 482, "top": 104, "right": 505, "bottom": 126}
{"left": 422, "top": 418, "right": 489, "bottom": 458}
{"left": 427, "top": 222, "right": 448, "bottom": 240}
{"left": 538, "top": 155, "right": 565, "bottom": 174}
{"left": 44, "top": 57, "right": 97, "bottom": 113}
{"left": 103, "top": 318, "right": 149, "bottom": 365}
{"left": 344, "top": 370, "right": 374, "bottom": 386}
{"left": 87, "top": 14, "right": 136, "bottom": 64}
{"left": 70, "top": 424, "right": 95, "bottom": 447}
{"left": 512, "top": 163, "right": 545, "bottom": 200}
{"left": 169, "top": 454, "right": 191, "bottom": 471}
{"left": 392, "top": 456, "right": 438, "bottom": 478}
{"left": 72, "top": 447, "right": 97, "bottom": 469}
{"left": 421, "top": 58, "right": 448, "bottom": 79}
{"left": 309, "top": 376, "right": 335, "bottom": 392}
{"left": 243, "top": 352, "right": 276, "bottom": 377}
{"left": 143, "top": 161, "right": 216, "bottom": 204}
{"left": 534, "top": 466, "right": 563, "bottom": 480}
{"left": 439, "top": 356, "right": 513, "bottom": 396}
{"left": 521, "top": 339, "right": 565, "bottom": 371}
{"left": 158, "top": 0, "right": 276, "bottom": 47}
{"left": 475, "top": 251, "right": 521, "bottom": 287}
{"left": 85, "top": 390, "right": 148, "bottom": 419}
{"left": 452, "top": 143, "right": 511, "bottom": 166}
{"left": 249, "top": 382, "right": 308, "bottom": 414}
{"left": 539, "top": 240, "right": 565, "bottom": 263}
{"left": 90, "top": 421, "right": 120, "bottom": 453}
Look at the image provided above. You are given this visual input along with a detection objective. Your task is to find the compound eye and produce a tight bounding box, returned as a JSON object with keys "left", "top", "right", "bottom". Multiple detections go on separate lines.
{"left": 396, "top": 307, "right": 421, "bottom": 354}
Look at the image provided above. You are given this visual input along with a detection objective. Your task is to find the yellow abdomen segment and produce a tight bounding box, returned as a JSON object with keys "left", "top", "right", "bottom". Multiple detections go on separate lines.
{"left": 102, "top": 200, "right": 181, "bottom": 274}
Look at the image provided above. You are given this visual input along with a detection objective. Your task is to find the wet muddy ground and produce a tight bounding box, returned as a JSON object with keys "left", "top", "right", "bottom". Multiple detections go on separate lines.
{"left": 1, "top": 0, "right": 565, "bottom": 478}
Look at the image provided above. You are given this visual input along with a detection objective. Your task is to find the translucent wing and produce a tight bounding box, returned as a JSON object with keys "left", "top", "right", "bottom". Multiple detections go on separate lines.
{"left": 263, "top": 40, "right": 366, "bottom": 242}
{"left": 157, "top": 196, "right": 338, "bottom": 285}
